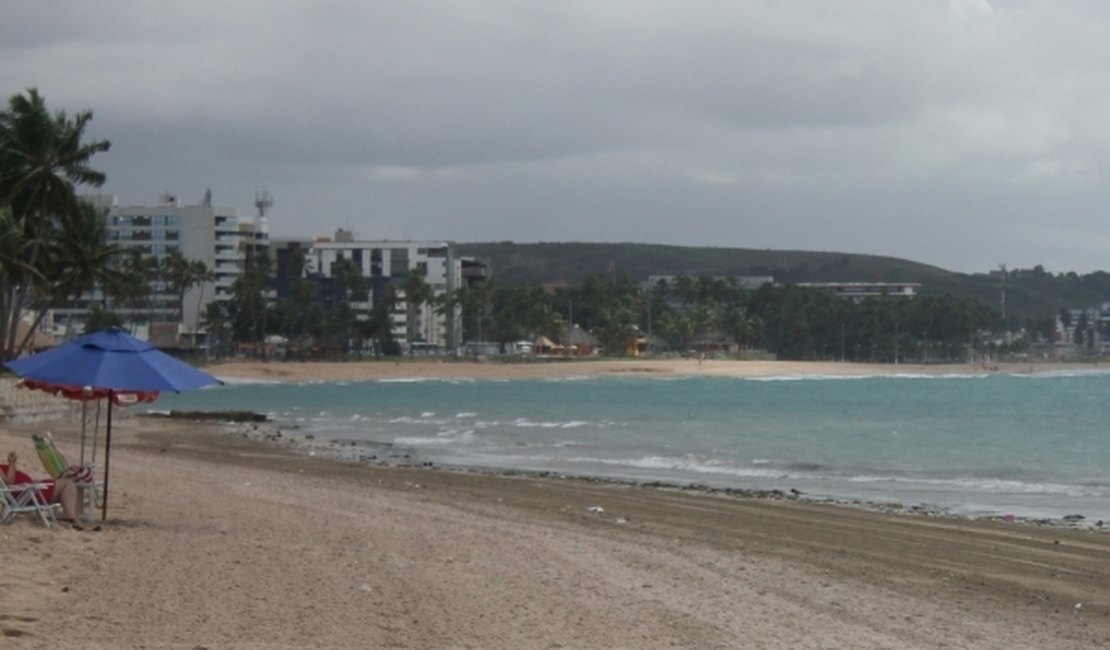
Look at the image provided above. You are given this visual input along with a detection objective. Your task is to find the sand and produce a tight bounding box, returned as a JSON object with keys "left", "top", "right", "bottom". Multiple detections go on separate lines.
{"left": 206, "top": 356, "right": 1089, "bottom": 383}
{"left": 1, "top": 358, "right": 1108, "bottom": 648}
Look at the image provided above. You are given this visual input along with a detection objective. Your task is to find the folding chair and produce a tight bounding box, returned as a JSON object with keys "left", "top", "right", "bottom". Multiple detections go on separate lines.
{"left": 0, "top": 472, "right": 60, "bottom": 526}
{"left": 33, "top": 434, "right": 99, "bottom": 520}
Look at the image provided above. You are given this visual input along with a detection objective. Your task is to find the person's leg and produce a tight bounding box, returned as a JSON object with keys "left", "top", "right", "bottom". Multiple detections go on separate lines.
{"left": 52, "top": 477, "right": 78, "bottom": 520}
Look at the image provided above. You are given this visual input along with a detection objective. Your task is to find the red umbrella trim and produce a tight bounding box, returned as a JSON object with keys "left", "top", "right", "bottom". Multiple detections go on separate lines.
{"left": 17, "top": 378, "right": 160, "bottom": 405}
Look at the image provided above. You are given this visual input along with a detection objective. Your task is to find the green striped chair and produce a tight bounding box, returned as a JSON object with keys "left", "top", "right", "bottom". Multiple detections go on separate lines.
{"left": 32, "top": 434, "right": 98, "bottom": 513}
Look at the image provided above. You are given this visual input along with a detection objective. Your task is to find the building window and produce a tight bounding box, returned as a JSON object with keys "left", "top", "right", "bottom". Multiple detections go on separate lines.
{"left": 370, "top": 249, "right": 383, "bottom": 276}
{"left": 390, "top": 248, "right": 409, "bottom": 277}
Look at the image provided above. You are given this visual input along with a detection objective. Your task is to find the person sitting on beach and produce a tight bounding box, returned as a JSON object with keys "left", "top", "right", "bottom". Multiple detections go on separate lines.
{"left": 1, "top": 450, "right": 84, "bottom": 523}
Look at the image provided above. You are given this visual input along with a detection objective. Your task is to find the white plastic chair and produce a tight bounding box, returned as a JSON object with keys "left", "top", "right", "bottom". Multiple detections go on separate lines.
{"left": 0, "top": 476, "right": 60, "bottom": 526}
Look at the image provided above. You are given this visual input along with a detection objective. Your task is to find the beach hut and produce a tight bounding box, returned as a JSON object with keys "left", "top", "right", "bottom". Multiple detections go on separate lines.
{"left": 624, "top": 330, "right": 667, "bottom": 356}
{"left": 566, "top": 325, "right": 600, "bottom": 357}
{"left": 691, "top": 332, "right": 738, "bottom": 357}
{"left": 533, "top": 335, "right": 560, "bottom": 355}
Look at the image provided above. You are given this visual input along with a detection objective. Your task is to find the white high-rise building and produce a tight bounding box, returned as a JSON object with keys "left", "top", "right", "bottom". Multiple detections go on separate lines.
{"left": 300, "top": 236, "right": 462, "bottom": 351}
{"left": 58, "top": 193, "right": 268, "bottom": 342}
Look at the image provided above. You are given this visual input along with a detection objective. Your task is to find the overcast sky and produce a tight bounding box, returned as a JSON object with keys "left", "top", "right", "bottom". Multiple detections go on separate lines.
{"left": 5, "top": 1, "right": 1110, "bottom": 273}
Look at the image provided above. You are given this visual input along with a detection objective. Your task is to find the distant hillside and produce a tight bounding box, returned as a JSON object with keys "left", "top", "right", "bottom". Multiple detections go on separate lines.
{"left": 456, "top": 242, "right": 950, "bottom": 285}
{"left": 455, "top": 242, "right": 1110, "bottom": 321}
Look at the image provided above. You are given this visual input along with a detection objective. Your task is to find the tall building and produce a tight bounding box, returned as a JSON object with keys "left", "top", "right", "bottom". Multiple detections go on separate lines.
{"left": 274, "top": 232, "right": 489, "bottom": 353}
{"left": 57, "top": 193, "right": 268, "bottom": 342}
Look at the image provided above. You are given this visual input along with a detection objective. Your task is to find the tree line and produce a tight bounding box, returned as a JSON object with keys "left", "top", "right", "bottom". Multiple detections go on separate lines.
{"left": 447, "top": 275, "right": 1006, "bottom": 363}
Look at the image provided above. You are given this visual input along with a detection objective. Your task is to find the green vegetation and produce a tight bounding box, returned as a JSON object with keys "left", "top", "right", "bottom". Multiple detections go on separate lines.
{"left": 456, "top": 242, "right": 952, "bottom": 286}
{"left": 451, "top": 274, "right": 1000, "bottom": 362}
{"left": 0, "top": 89, "right": 218, "bottom": 357}
{"left": 457, "top": 242, "right": 1106, "bottom": 325}
{"left": 0, "top": 88, "right": 115, "bottom": 358}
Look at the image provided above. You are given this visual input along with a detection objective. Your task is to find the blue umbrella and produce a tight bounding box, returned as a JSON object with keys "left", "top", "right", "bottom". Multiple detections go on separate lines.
{"left": 4, "top": 327, "right": 221, "bottom": 520}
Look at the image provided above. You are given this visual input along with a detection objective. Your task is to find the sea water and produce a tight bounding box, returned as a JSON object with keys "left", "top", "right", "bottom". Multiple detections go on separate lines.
{"left": 147, "top": 369, "right": 1110, "bottom": 522}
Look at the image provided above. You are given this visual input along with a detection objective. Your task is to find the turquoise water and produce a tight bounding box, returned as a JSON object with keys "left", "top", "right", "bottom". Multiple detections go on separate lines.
{"left": 148, "top": 370, "right": 1110, "bottom": 521}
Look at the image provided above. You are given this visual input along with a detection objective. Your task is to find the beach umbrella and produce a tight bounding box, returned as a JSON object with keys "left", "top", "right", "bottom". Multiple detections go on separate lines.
{"left": 4, "top": 327, "right": 221, "bottom": 520}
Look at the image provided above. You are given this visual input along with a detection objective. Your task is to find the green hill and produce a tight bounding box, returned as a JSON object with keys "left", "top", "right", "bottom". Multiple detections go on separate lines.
{"left": 456, "top": 242, "right": 1109, "bottom": 322}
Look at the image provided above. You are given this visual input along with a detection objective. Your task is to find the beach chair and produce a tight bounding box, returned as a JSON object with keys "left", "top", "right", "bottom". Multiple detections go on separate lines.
{"left": 33, "top": 434, "right": 99, "bottom": 516}
{"left": 0, "top": 471, "right": 60, "bottom": 526}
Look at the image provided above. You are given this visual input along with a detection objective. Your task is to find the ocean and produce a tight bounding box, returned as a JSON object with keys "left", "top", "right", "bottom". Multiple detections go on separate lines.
{"left": 146, "top": 368, "right": 1110, "bottom": 522}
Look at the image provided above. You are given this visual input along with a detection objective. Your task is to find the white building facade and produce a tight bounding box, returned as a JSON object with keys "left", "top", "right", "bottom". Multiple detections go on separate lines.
{"left": 57, "top": 193, "right": 267, "bottom": 342}
{"left": 300, "top": 237, "right": 462, "bottom": 352}
{"left": 796, "top": 282, "right": 921, "bottom": 303}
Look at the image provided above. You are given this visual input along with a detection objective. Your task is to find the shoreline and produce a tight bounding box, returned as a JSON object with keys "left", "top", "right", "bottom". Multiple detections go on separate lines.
{"left": 175, "top": 358, "right": 1110, "bottom": 528}
{"left": 184, "top": 413, "right": 1107, "bottom": 533}
{"left": 204, "top": 356, "right": 1102, "bottom": 383}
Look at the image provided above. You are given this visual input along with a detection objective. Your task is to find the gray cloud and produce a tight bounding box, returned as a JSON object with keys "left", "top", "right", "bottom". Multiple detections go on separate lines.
{"left": 5, "top": 1, "right": 1110, "bottom": 272}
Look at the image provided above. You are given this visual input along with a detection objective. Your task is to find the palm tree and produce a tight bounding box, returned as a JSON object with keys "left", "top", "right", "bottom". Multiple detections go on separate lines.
{"left": 200, "top": 302, "right": 230, "bottom": 360}
{"left": 38, "top": 201, "right": 121, "bottom": 344}
{"left": 83, "top": 304, "right": 122, "bottom": 333}
{"left": 400, "top": 270, "right": 433, "bottom": 353}
{"left": 0, "top": 88, "right": 111, "bottom": 358}
{"left": 367, "top": 284, "right": 400, "bottom": 356}
{"left": 229, "top": 250, "right": 274, "bottom": 358}
{"left": 0, "top": 206, "right": 41, "bottom": 299}
{"left": 453, "top": 282, "right": 494, "bottom": 346}
{"left": 104, "top": 249, "right": 157, "bottom": 333}
{"left": 161, "top": 250, "right": 212, "bottom": 323}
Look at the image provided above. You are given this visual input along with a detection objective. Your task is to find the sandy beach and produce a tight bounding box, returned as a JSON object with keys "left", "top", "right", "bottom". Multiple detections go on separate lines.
{"left": 2, "top": 358, "right": 1109, "bottom": 648}
{"left": 206, "top": 356, "right": 1088, "bottom": 383}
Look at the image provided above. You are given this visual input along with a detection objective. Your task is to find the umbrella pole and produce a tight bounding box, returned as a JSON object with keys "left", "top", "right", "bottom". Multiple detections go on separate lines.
{"left": 92, "top": 399, "right": 102, "bottom": 466}
{"left": 79, "top": 400, "right": 88, "bottom": 465}
{"left": 101, "top": 393, "right": 113, "bottom": 522}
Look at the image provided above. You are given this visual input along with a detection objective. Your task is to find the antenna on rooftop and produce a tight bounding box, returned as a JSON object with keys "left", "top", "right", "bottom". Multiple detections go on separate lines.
{"left": 202, "top": 187, "right": 212, "bottom": 207}
{"left": 254, "top": 189, "right": 274, "bottom": 219}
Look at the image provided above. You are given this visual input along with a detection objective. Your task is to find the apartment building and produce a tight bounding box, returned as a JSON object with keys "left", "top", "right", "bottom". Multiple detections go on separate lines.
{"left": 57, "top": 193, "right": 267, "bottom": 342}
{"left": 796, "top": 282, "right": 921, "bottom": 303}
{"left": 274, "top": 231, "right": 489, "bottom": 353}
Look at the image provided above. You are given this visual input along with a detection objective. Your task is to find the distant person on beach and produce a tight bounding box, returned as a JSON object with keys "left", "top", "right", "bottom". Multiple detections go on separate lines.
{"left": 1, "top": 450, "right": 84, "bottom": 522}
